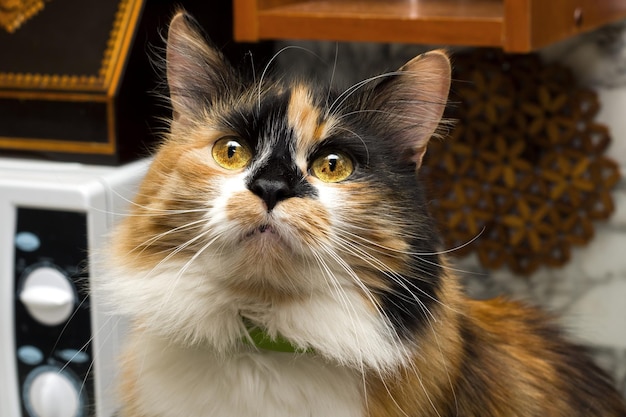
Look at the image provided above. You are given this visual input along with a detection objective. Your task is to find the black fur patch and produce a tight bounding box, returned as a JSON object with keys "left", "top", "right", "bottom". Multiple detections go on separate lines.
{"left": 338, "top": 105, "right": 445, "bottom": 340}
{"left": 223, "top": 89, "right": 318, "bottom": 205}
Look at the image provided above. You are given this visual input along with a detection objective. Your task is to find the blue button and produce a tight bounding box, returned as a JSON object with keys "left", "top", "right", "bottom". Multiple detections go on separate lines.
{"left": 57, "top": 349, "right": 90, "bottom": 364}
{"left": 15, "top": 232, "right": 41, "bottom": 252}
{"left": 18, "top": 345, "right": 44, "bottom": 365}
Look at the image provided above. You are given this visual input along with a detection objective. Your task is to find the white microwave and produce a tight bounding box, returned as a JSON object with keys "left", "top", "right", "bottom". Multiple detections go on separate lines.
{"left": 0, "top": 157, "right": 149, "bottom": 417}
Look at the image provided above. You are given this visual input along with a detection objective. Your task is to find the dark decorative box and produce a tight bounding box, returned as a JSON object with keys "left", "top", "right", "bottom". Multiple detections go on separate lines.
{"left": 0, "top": 0, "right": 155, "bottom": 164}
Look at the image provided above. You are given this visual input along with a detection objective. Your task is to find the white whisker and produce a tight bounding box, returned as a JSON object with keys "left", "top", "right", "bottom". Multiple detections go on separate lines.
{"left": 155, "top": 230, "right": 222, "bottom": 311}
{"left": 326, "top": 42, "right": 339, "bottom": 108}
{"left": 333, "top": 126, "right": 371, "bottom": 166}
{"left": 257, "top": 45, "right": 322, "bottom": 111}
{"left": 329, "top": 234, "right": 437, "bottom": 323}
{"left": 130, "top": 217, "right": 208, "bottom": 255}
{"left": 329, "top": 71, "right": 401, "bottom": 116}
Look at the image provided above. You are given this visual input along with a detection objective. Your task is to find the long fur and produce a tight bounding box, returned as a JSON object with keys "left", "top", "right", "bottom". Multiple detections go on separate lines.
{"left": 97, "top": 10, "right": 626, "bottom": 417}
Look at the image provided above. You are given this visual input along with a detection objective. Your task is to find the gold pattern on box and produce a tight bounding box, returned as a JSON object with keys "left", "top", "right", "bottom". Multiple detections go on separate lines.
{"left": 0, "top": 0, "right": 137, "bottom": 91}
{"left": 0, "top": 0, "right": 45, "bottom": 33}
{"left": 421, "top": 49, "right": 620, "bottom": 275}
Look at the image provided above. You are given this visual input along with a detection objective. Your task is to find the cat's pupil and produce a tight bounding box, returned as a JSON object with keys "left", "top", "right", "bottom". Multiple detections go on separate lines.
{"left": 327, "top": 155, "right": 338, "bottom": 172}
{"left": 227, "top": 143, "right": 238, "bottom": 159}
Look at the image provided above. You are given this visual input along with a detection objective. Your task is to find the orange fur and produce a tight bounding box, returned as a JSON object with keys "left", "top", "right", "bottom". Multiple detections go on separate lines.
{"left": 288, "top": 84, "right": 326, "bottom": 148}
{"left": 366, "top": 282, "right": 626, "bottom": 417}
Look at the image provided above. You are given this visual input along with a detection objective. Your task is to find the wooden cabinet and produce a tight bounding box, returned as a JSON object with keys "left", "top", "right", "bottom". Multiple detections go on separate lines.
{"left": 234, "top": 0, "right": 626, "bottom": 52}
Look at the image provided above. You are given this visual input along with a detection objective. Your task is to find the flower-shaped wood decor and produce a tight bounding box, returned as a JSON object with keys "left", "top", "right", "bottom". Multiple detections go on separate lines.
{"left": 421, "top": 49, "right": 620, "bottom": 275}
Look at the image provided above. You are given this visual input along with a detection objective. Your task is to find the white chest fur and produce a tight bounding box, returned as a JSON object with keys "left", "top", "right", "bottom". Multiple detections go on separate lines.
{"left": 128, "top": 335, "right": 364, "bottom": 417}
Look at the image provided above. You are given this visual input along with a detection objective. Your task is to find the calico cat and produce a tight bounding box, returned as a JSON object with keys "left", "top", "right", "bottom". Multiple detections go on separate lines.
{"left": 99, "top": 10, "right": 626, "bottom": 417}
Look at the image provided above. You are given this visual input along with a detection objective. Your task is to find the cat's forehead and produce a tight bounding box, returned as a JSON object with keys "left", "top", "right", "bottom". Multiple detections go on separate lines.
{"left": 285, "top": 84, "right": 335, "bottom": 150}
{"left": 234, "top": 82, "right": 337, "bottom": 152}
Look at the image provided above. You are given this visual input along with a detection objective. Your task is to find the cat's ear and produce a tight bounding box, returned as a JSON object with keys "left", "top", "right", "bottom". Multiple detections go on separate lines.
{"left": 374, "top": 50, "right": 451, "bottom": 169}
{"left": 166, "top": 11, "right": 237, "bottom": 122}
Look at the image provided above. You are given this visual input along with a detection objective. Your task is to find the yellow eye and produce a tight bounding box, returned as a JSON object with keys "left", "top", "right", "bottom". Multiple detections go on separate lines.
{"left": 211, "top": 137, "right": 252, "bottom": 170}
{"left": 310, "top": 152, "right": 354, "bottom": 183}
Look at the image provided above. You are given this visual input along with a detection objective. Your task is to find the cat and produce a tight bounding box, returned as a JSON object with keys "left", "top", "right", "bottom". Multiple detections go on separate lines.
{"left": 98, "top": 10, "right": 626, "bottom": 417}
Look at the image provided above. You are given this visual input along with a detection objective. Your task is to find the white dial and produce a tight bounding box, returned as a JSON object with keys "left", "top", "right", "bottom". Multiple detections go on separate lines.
{"left": 19, "top": 266, "right": 76, "bottom": 326}
{"left": 25, "top": 368, "right": 81, "bottom": 417}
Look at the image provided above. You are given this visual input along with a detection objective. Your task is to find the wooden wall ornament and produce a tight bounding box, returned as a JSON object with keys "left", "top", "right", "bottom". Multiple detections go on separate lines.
{"left": 421, "top": 49, "right": 620, "bottom": 275}
{"left": 0, "top": 0, "right": 46, "bottom": 33}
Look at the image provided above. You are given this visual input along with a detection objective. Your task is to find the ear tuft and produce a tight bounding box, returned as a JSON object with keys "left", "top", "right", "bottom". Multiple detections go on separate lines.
{"left": 166, "top": 11, "right": 237, "bottom": 121}
{"left": 373, "top": 50, "right": 451, "bottom": 169}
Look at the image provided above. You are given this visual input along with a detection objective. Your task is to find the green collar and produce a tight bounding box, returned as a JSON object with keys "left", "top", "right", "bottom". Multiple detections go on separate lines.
{"left": 243, "top": 320, "right": 312, "bottom": 353}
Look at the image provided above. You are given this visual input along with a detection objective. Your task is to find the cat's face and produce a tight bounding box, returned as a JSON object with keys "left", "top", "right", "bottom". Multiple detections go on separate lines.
{"left": 105, "top": 12, "right": 451, "bottom": 361}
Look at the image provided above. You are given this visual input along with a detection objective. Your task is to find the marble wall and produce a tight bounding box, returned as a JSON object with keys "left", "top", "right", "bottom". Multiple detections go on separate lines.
{"left": 276, "top": 19, "right": 626, "bottom": 397}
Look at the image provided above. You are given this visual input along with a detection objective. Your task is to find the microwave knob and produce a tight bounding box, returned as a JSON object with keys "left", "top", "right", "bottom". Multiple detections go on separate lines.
{"left": 24, "top": 367, "right": 82, "bottom": 417}
{"left": 19, "top": 266, "right": 76, "bottom": 326}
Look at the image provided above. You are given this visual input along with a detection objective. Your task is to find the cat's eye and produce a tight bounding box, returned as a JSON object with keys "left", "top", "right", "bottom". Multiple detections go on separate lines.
{"left": 310, "top": 152, "right": 354, "bottom": 183}
{"left": 211, "top": 137, "right": 253, "bottom": 170}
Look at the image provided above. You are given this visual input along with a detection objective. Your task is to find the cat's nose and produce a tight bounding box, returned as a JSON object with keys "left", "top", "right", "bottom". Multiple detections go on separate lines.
{"left": 249, "top": 177, "right": 293, "bottom": 211}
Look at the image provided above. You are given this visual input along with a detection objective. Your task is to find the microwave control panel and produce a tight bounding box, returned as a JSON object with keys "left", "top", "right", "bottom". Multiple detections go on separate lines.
{"left": 14, "top": 208, "right": 94, "bottom": 417}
